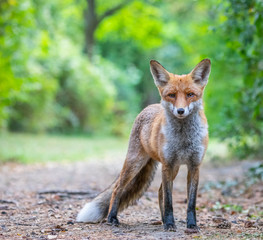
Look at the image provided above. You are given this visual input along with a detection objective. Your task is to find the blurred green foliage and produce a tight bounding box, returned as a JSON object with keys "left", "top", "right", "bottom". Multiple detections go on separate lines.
{"left": 218, "top": 0, "right": 263, "bottom": 158}
{"left": 0, "top": 0, "right": 262, "bottom": 158}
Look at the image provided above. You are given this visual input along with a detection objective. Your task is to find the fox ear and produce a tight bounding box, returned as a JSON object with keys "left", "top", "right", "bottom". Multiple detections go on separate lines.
{"left": 191, "top": 59, "right": 211, "bottom": 86}
{"left": 150, "top": 60, "right": 170, "bottom": 87}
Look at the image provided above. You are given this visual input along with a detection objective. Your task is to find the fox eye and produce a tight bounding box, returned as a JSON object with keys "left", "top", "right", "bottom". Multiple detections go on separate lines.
{"left": 187, "top": 92, "right": 195, "bottom": 97}
{"left": 168, "top": 93, "right": 176, "bottom": 98}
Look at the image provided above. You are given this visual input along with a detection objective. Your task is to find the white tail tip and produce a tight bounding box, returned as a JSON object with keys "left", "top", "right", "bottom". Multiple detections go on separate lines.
{"left": 76, "top": 201, "right": 103, "bottom": 223}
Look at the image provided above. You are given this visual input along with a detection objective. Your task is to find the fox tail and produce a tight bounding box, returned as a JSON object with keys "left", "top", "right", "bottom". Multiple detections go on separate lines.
{"left": 76, "top": 158, "right": 158, "bottom": 223}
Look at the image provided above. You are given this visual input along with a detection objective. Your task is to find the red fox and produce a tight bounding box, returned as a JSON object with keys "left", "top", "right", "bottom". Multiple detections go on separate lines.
{"left": 77, "top": 59, "right": 211, "bottom": 231}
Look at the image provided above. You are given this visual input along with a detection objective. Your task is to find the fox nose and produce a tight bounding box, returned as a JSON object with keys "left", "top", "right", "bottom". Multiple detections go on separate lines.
{"left": 177, "top": 108, "right": 185, "bottom": 115}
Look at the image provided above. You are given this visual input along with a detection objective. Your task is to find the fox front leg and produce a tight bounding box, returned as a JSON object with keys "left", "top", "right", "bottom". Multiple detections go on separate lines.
{"left": 161, "top": 165, "right": 176, "bottom": 231}
{"left": 186, "top": 165, "right": 200, "bottom": 230}
{"left": 158, "top": 166, "right": 179, "bottom": 224}
{"left": 158, "top": 183, "right": 164, "bottom": 222}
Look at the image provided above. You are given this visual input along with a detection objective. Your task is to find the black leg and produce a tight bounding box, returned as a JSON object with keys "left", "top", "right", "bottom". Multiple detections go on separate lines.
{"left": 186, "top": 166, "right": 199, "bottom": 229}
{"left": 162, "top": 166, "right": 176, "bottom": 231}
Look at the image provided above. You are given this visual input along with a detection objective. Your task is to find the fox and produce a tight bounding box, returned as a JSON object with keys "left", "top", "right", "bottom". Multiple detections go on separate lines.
{"left": 76, "top": 58, "right": 211, "bottom": 231}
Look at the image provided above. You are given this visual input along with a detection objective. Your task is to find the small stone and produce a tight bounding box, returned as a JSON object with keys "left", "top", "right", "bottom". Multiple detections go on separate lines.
{"left": 185, "top": 228, "right": 199, "bottom": 234}
{"left": 48, "top": 235, "right": 57, "bottom": 239}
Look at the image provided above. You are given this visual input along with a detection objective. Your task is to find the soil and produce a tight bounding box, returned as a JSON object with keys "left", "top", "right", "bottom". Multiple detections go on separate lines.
{"left": 0, "top": 159, "right": 262, "bottom": 240}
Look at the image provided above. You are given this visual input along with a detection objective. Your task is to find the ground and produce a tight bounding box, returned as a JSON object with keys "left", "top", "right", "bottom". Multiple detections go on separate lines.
{"left": 0, "top": 157, "right": 262, "bottom": 240}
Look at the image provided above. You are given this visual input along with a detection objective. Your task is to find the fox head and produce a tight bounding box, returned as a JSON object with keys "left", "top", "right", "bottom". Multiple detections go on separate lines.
{"left": 150, "top": 59, "right": 211, "bottom": 119}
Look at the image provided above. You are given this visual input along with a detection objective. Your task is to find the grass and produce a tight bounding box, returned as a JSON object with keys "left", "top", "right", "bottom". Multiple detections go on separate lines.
{"left": 0, "top": 132, "right": 229, "bottom": 164}
{"left": 0, "top": 132, "right": 128, "bottom": 164}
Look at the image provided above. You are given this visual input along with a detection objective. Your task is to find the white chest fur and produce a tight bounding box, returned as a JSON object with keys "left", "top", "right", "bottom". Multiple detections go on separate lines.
{"left": 162, "top": 111, "right": 208, "bottom": 166}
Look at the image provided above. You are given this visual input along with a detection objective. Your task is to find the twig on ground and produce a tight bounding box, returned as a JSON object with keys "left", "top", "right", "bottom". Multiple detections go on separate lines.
{"left": 37, "top": 190, "right": 96, "bottom": 196}
{"left": 37, "top": 190, "right": 97, "bottom": 202}
{"left": 0, "top": 199, "right": 17, "bottom": 205}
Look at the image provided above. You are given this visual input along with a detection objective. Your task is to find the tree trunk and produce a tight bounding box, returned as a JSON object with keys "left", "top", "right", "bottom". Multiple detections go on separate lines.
{"left": 84, "top": 0, "right": 98, "bottom": 60}
{"left": 84, "top": 0, "right": 132, "bottom": 60}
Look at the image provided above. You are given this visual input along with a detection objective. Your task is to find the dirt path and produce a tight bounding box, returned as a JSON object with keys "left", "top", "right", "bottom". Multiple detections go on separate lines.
{"left": 0, "top": 159, "right": 262, "bottom": 239}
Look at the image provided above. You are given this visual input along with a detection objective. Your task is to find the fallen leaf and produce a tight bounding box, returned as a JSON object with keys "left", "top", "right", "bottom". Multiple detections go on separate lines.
{"left": 212, "top": 217, "right": 227, "bottom": 223}
{"left": 244, "top": 220, "right": 254, "bottom": 228}
{"left": 150, "top": 221, "right": 162, "bottom": 225}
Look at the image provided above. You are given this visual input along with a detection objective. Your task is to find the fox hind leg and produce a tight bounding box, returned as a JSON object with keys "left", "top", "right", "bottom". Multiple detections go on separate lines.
{"left": 107, "top": 154, "right": 149, "bottom": 225}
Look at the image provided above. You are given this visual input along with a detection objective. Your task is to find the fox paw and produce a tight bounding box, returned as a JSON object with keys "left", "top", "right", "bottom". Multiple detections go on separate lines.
{"left": 164, "top": 223, "right": 176, "bottom": 232}
{"left": 107, "top": 216, "right": 119, "bottom": 226}
{"left": 185, "top": 225, "right": 200, "bottom": 234}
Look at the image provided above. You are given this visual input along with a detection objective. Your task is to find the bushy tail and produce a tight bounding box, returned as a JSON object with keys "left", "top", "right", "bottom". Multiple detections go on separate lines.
{"left": 76, "top": 159, "right": 158, "bottom": 223}
{"left": 76, "top": 184, "right": 114, "bottom": 223}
